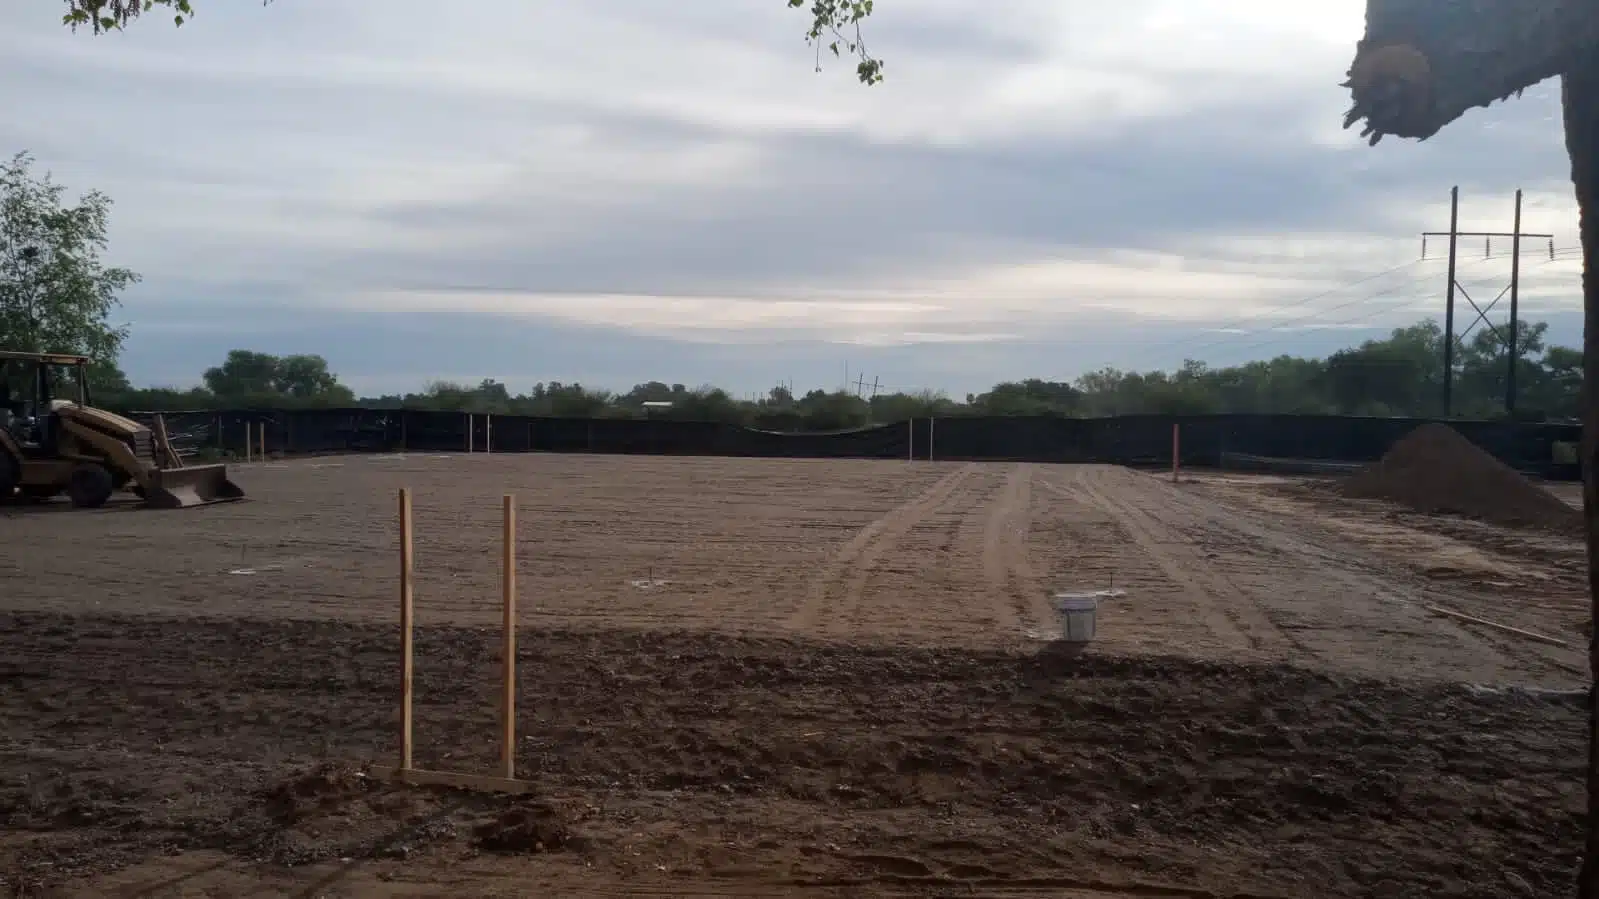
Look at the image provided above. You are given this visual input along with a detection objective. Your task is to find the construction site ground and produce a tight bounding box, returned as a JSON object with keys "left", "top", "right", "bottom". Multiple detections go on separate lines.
{"left": 0, "top": 454, "right": 1585, "bottom": 898}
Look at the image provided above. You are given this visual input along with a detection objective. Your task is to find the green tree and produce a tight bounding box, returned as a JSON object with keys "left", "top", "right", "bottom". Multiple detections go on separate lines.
{"left": 528, "top": 382, "right": 614, "bottom": 418}
{"left": 1323, "top": 340, "right": 1432, "bottom": 415}
{"left": 277, "top": 353, "right": 350, "bottom": 399}
{"left": 63, "top": 0, "right": 885, "bottom": 83}
{"left": 0, "top": 151, "right": 137, "bottom": 369}
{"left": 203, "top": 349, "right": 353, "bottom": 404}
{"left": 970, "top": 380, "right": 1080, "bottom": 416}
{"left": 1454, "top": 319, "right": 1550, "bottom": 418}
{"left": 64, "top": 0, "right": 224, "bottom": 30}
{"left": 203, "top": 350, "right": 277, "bottom": 396}
{"left": 794, "top": 389, "right": 871, "bottom": 430}
{"left": 1534, "top": 345, "right": 1583, "bottom": 419}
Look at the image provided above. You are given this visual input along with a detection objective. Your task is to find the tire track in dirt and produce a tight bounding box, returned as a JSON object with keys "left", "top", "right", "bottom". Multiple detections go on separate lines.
{"left": 1050, "top": 467, "right": 1294, "bottom": 660}
{"left": 1161, "top": 478, "right": 1526, "bottom": 682}
{"left": 1061, "top": 466, "right": 1530, "bottom": 682}
{"left": 981, "top": 464, "right": 1053, "bottom": 635}
{"left": 786, "top": 464, "right": 975, "bottom": 637}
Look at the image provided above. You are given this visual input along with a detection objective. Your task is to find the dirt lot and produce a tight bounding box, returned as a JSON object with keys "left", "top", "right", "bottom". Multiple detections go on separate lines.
{"left": 0, "top": 455, "right": 1587, "bottom": 897}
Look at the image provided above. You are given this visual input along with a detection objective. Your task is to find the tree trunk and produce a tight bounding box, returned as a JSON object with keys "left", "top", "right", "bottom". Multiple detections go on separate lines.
{"left": 1568, "top": 53, "right": 1599, "bottom": 899}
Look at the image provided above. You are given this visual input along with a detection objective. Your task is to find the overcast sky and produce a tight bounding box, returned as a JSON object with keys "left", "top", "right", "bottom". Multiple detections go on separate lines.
{"left": 0, "top": 1, "right": 1584, "bottom": 397}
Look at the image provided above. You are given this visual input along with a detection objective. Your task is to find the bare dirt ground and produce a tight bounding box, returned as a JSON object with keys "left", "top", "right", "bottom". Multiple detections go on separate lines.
{"left": 0, "top": 455, "right": 1586, "bottom": 897}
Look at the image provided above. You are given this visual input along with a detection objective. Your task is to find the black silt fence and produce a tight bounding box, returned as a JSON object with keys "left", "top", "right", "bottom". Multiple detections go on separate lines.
{"left": 120, "top": 408, "right": 1582, "bottom": 480}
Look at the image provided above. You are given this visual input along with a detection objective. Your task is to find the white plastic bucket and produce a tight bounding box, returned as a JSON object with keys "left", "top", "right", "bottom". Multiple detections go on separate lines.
{"left": 1053, "top": 592, "right": 1099, "bottom": 642}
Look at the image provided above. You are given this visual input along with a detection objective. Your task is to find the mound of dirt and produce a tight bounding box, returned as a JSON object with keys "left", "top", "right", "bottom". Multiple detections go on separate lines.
{"left": 1343, "top": 423, "right": 1581, "bottom": 534}
{"left": 261, "top": 764, "right": 373, "bottom": 825}
{"left": 471, "top": 802, "right": 577, "bottom": 854}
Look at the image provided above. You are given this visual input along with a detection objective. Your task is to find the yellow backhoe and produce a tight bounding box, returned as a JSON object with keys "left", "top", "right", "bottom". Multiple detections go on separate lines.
{"left": 0, "top": 351, "right": 244, "bottom": 509}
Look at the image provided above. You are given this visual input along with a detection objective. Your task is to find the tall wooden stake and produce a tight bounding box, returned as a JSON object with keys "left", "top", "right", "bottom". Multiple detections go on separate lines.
{"left": 501, "top": 493, "right": 517, "bottom": 780}
{"left": 486, "top": 413, "right": 494, "bottom": 453}
{"left": 399, "top": 488, "right": 415, "bottom": 771}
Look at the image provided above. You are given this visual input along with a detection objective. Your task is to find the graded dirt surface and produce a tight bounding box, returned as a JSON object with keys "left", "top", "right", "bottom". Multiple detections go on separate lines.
{"left": 1187, "top": 470, "right": 1590, "bottom": 674}
{"left": 0, "top": 455, "right": 1587, "bottom": 897}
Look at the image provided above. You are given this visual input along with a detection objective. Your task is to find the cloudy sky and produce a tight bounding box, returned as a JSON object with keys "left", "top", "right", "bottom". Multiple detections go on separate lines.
{"left": 0, "top": 1, "right": 1584, "bottom": 397}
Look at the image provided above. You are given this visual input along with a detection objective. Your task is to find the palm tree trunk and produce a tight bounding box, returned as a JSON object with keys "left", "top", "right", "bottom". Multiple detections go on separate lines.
{"left": 1567, "top": 53, "right": 1599, "bottom": 899}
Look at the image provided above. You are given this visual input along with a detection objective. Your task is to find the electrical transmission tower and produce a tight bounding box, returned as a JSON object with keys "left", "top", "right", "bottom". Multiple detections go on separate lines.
{"left": 1423, "top": 186, "right": 1555, "bottom": 417}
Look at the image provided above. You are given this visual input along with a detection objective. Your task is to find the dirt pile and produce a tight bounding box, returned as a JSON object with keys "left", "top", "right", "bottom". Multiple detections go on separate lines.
{"left": 1343, "top": 423, "right": 1581, "bottom": 533}
{"left": 261, "top": 764, "right": 373, "bottom": 825}
{"left": 471, "top": 802, "right": 577, "bottom": 854}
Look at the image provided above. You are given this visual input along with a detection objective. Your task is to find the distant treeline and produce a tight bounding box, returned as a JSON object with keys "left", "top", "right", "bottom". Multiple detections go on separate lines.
{"left": 97, "top": 319, "right": 1581, "bottom": 432}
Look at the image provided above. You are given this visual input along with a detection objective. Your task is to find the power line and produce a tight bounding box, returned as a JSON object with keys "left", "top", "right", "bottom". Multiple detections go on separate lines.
{"left": 1183, "top": 245, "right": 1581, "bottom": 362}
{"left": 1208, "top": 249, "right": 1581, "bottom": 362}
{"left": 1122, "top": 257, "right": 1429, "bottom": 363}
{"left": 1175, "top": 253, "right": 1502, "bottom": 360}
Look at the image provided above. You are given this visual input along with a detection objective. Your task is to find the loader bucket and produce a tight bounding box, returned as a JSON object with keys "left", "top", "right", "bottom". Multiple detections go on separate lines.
{"left": 143, "top": 463, "right": 246, "bottom": 509}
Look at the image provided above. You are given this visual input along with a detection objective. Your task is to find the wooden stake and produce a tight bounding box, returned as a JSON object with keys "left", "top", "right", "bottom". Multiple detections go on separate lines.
{"left": 501, "top": 493, "right": 517, "bottom": 780}
{"left": 908, "top": 418, "right": 914, "bottom": 461}
{"left": 466, "top": 413, "right": 474, "bottom": 453}
{"left": 245, "top": 422, "right": 253, "bottom": 463}
{"left": 1171, "top": 423, "right": 1180, "bottom": 482}
{"left": 260, "top": 420, "right": 267, "bottom": 460}
{"left": 486, "top": 413, "right": 493, "bottom": 453}
{"left": 399, "top": 488, "right": 415, "bottom": 770}
{"left": 929, "top": 417, "right": 936, "bottom": 462}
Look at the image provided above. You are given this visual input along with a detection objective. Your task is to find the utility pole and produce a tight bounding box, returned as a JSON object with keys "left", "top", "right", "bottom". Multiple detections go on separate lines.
{"left": 1437, "top": 187, "right": 1458, "bottom": 417}
{"left": 1507, "top": 188, "right": 1522, "bottom": 413}
{"left": 1421, "top": 186, "right": 1554, "bottom": 417}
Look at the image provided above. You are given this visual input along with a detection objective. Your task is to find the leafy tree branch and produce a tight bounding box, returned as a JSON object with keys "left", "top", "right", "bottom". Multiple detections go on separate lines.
{"left": 60, "top": 0, "right": 884, "bottom": 83}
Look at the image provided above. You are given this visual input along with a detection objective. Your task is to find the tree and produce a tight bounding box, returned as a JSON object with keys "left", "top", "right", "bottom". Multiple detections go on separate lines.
{"left": 203, "top": 350, "right": 277, "bottom": 396}
{"left": 64, "top": 0, "right": 225, "bottom": 31}
{"left": 62, "top": 0, "right": 886, "bottom": 83}
{"left": 277, "top": 353, "right": 350, "bottom": 399}
{"left": 1343, "top": 16, "right": 1599, "bottom": 892}
{"left": 0, "top": 151, "right": 137, "bottom": 367}
{"left": 1321, "top": 323, "right": 1444, "bottom": 416}
{"left": 794, "top": 389, "right": 870, "bottom": 430}
{"left": 203, "top": 349, "right": 353, "bottom": 404}
{"left": 970, "top": 380, "right": 1081, "bottom": 417}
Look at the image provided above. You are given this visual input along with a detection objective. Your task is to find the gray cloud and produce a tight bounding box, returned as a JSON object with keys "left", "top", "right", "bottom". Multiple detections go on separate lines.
{"left": 0, "top": 1, "right": 1584, "bottom": 396}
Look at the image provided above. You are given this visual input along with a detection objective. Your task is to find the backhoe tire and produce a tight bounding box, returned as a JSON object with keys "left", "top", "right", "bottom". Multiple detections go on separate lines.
{"left": 67, "top": 464, "right": 115, "bottom": 509}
